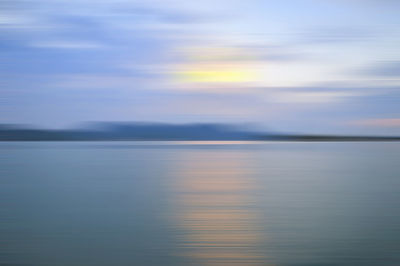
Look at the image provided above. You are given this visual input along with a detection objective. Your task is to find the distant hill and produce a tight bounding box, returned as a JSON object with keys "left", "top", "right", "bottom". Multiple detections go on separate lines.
{"left": 0, "top": 122, "right": 399, "bottom": 141}
{"left": 0, "top": 122, "right": 256, "bottom": 141}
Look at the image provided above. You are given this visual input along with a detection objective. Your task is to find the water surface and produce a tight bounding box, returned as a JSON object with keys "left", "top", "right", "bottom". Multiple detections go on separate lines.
{"left": 1, "top": 141, "right": 399, "bottom": 265}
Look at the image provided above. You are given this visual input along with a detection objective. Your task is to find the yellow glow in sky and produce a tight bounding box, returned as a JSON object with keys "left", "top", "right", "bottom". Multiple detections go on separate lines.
{"left": 178, "top": 69, "right": 254, "bottom": 83}
{"left": 174, "top": 46, "right": 260, "bottom": 85}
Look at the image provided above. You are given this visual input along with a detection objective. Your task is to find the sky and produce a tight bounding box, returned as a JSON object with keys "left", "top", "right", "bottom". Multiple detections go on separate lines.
{"left": 1, "top": 0, "right": 400, "bottom": 135}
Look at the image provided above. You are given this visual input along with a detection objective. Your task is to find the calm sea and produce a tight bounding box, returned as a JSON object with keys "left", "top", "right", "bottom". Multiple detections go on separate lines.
{"left": 1, "top": 141, "right": 399, "bottom": 266}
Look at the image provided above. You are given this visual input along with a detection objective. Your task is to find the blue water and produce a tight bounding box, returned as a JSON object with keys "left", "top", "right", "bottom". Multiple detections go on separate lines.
{"left": 1, "top": 141, "right": 399, "bottom": 266}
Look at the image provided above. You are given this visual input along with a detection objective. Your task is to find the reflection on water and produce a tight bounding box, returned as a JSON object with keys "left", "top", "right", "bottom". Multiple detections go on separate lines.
{"left": 172, "top": 151, "right": 270, "bottom": 265}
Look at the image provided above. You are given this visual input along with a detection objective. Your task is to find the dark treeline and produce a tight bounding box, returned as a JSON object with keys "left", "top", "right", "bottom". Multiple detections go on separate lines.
{"left": 0, "top": 123, "right": 253, "bottom": 141}
{"left": 1, "top": 123, "right": 399, "bottom": 141}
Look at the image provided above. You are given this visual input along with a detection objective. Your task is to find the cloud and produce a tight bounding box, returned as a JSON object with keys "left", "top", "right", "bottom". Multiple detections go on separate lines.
{"left": 360, "top": 61, "right": 400, "bottom": 77}
{"left": 267, "top": 90, "right": 360, "bottom": 103}
{"left": 351, "top": 118, "right": 400, "bottom": 127}
{"left": 0, "top": 14, "right": 35, "bottom": 27}
{"left": 49, "top": 74, "right": 156, "bottom": 91}
{"left": 111, "top": 5, "right": 212, "bottom": 24}
{"left": 239, "top": 44, "right": 307, "bottom": 62}
{"left": 31, "top": 40, "right": 104, "bottom": 49}
{"left": 298, "top": 26, "right": 375, "bottom": 44}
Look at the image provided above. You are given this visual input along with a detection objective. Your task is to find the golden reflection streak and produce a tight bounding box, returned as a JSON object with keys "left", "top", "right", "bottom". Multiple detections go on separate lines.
{"left": 172, "top": 152, "right": 273, "bottom": 266}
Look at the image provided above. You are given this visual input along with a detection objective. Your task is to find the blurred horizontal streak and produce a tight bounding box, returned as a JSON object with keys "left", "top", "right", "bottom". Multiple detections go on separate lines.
{"left": 179, "top": 194, "right": 251, "bottom": 207}
{"left": 172, "top": 151, "right": 272, "bottom": 266}
{"left": 352, "top": 118, "right": 400, "bottom": 127}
